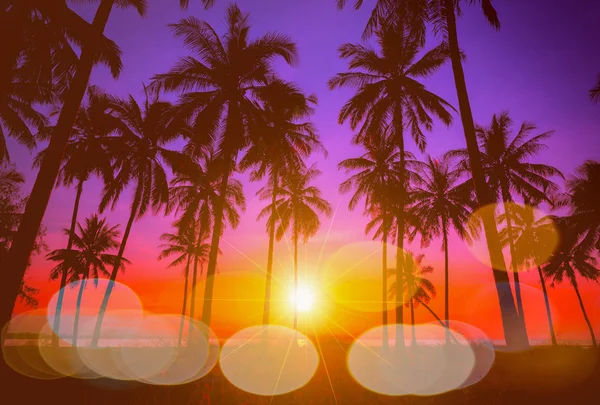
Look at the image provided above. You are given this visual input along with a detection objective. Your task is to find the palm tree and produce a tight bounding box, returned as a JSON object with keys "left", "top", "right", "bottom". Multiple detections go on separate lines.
{"left": 411, "top": 156, "right": 475, "bottom": 342}
{"left": 566, "top": 161, "right": 600, "bottom": 254}
{"left": 590, "top": 74, "right": 600, "bottom": 103}
{"left": 501, "top": 204, "right": 558, "bottom": 345}
{"left": 158, "top": 223, "right": 209, "bottom": 347}
{"left": 35, "top": 86, "right": 116, "bottom": 347}
{"left": 329, "top": 19, "right": 453, "bottom": 347}
{"left": 46, "top": 215, "right": 127, "bottom": 346}
{"left": 339, "top": 129, "right": 401, "bottom": 344}
{"left": 451, "top": 112, "right": 562, "bottom": 343}
{"left": 152, "top": 4, "right": 298, "bottom": 327}
{"left": 0, "top": 0, "right": 145, "bottom": 337}
{"left": 89, "top": 88, "right": 189, "bottom": 347}
{"left": 543, "top": 220, "right": 599, "bottom": 346}
{"left": 387, "top": 251, "right": 436, "bottom": 345}
{"left": 167, "top": 151, "right": 245, "bottom": 331}
{"left": 259, "top": 164, "right": 332, "bottom": 330}
{"left": 240, "top": 78, "right": 323, "bottom": 325}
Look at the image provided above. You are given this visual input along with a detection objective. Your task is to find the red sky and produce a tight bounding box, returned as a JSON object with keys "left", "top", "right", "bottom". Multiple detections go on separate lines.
{"left": 8, "top": 0, "right": 600, "bottom": 344}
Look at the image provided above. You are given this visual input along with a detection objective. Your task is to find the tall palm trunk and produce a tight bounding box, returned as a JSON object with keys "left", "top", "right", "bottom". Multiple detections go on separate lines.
{"left": 293, "top": 224, "right": 299, "bottom": 331}
{"left": 90, "top": 190, "right": 140, "bottom": 347}
{"left": 394, "top": 106, "right": 406, "bottom": 352}
{"left": 572, "top": 278, "right": 597, "bottom": 346}
{"left": 72, "top": 277, "right": 87, "bottom": 347}
{"left": 442, "top": 221, "right": 451, "bottom": 344}
{"left": 382, "top": 215, "right": 389, "bottom": 348}
{"left": 189, "top": 230, "right": 203, "bottom": 337}
{"left": 0, "top": 0, "right": 115, "bottom": 334}
{"left": 52, "top": 179, "right": 84, "bottom": 347}
{"left": 409, "top": 300, "right": 416, "bottom": 346}
{"left": 178, "top": 255, "right": 192, "bottom": 347}
{"left": 442, "top": 0, "right": 528, "bottom": 349}
{"left": 537, "top": 266, "right": 557, "bottom": 346}
{"left": 500, "top": 183, "right": 529, "bottom": 345}
{"left": 263, "top": 171, "right": 279, "bottom": 325}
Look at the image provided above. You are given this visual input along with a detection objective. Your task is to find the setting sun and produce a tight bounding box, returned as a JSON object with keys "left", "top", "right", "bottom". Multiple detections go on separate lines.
{"left": 290, "top": 285, "right": 316, "bottom": 313}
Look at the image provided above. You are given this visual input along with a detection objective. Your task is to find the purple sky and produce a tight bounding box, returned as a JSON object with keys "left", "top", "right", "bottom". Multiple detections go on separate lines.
{"left": 9, "top": 0, "right": 600, "bottom": 339}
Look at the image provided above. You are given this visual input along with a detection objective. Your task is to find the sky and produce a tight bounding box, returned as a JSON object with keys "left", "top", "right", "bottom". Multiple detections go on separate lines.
{"left": 8, "top": 0, "right": 600, "bottom": 343}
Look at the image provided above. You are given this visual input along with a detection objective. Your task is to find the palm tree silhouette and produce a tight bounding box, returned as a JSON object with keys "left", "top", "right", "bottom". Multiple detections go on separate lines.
{"left": 259, "top": 164, "right": 332, "bottom": 330}
{"left": 158, "top": 224, "right": 209, "bottom": 347}
{"left": 566, "top": 161, "right": 600, "bottom": 254}
{"left": 411, "top": 155, "right": 475, "bottom": 342}
{"left": 329, "top": 18, "right": 452, "bottom": 348}
{"left": 339, "top": 129, "right": 401, "bottom": 345}
{"left": 450, "top": 112, "right": 562, "bottom": 343}
{"left": 500, "top": 204, "right": 558, "bottom": 345}
{"left": 387, "top": 251, "right": 436, "bottom": 346}
{"left": 89, "top": 88, "right": 190, "bottom": 347}
{"left": 0, "top": 0, "right": 145, "bottom": 336}
{"left": 35, "top": 86, "right": 116, "bottom": 347}
{"left": 153, "top": 4, "right": 298, "bottom": 327}
{"left": 544, "top": 219, "right": 599, "bottom": 347}
{"left": 240, "top": 78, "right": 323, "bottom": 325}
{"left": 168, "top": 151, "right": 245, "bottom": 331}
{"left": 590, "top": 75, "right": 600, "bottom": 103}
{"left": 46, "top": 215, "right": 127, "bottom": 346}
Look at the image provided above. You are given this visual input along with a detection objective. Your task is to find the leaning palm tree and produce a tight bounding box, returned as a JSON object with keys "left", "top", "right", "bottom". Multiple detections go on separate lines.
{"left": 89, "top": 89, "right": 189, "bottom": 347}
{"left": 388, "top": 251, "right": 436, "bottom": 345}
{"left": 240, "top": 78, "right": 323, "bottom": 325}
{"left": 543, "top": 220, "right": 599, "bottom": 347}
{"left": 0, "top": 0, "right": 146, "bottom": 337}
{"left": 411, "top": 156, "right": 476, "bottom": 342}
{"left": 46, "top": 215, "right": 127, "bottom": 346}
{"left": 152, "top": 4, "right": 298, "bottom": 328}
{"left": 35, "top": 86, "right": 116, "bottom": 347}
{"left": 259, "top": 164, "right": 332, "bottom": 330}
{"left": 338, "top": 129, "right": 401, "bottom": 343}
{"left": 450, "top": 112, "right": 562, "bottom": 343}
{"left": 329, "top": 19, "right": 453, "bottom": 347}
{"left": 501, "top": 204, "right": 558, "bottom": 345}
{"left": 566, "top": 161, "right": 600, "bottom": 254}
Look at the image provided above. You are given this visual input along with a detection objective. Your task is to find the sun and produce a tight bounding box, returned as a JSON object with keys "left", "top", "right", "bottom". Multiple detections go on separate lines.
{"left": 290, "top": 285, "right": 316, "bottom": 313}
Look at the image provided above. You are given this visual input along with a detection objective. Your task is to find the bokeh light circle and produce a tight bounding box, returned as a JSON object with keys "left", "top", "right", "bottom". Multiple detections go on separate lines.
{"left": 347, "top": 324, "right": 476, "bottom": 396}
{"left": 220, "top": 325, "right": 319, "bottom": 395}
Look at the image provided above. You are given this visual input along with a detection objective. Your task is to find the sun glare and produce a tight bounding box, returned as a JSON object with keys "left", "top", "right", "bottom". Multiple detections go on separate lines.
{"left": 290, "top": 285, "right": 316, "bottom": 313}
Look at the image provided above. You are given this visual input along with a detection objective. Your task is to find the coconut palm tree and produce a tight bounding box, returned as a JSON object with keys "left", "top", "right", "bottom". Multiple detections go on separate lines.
{"left": 152, "top": 4, "right": 298, "bottom": 327}
{"left": 543, "top": 220, "right": 599, "bottom": 346}
{"left": 0, "top": 0, "right": 145, "bottom": 337}
{"left": 259, "top": 164, "right": 332, "bottom": 330}
{"left": 590, "top": 75, "right": 600, "bottom": 103}
{"left": 88, "top": 88, "right": 190, "bottom": 347}
{"left": 566, "top": 161, "right": 600, "bottom": 254}
{"left": 450, "top": 112, "right": 562, "bottom": 343}
{"left": 240, "top": 78, "right": 323, "bottom": 325}
{"left": 46, "top": 215, "right": 128, "bottom": 346}
{"left": 158, "top": 223, "right": 209, "bottom": 346}
{"left": 329, "top": 19, "right": 452, "bottom": 347}
{"left": 500, "top": 204, "right": 558, "bottom": 345}
{"left": 411, "top": 155, "right": 476, "bottom": 342}
{"left": 35, "top": 86, "right": 116, "bottom": 347}
{"left": 339, "top": 129, "right": 401, "bottom": 342}
{"left": 387, "top": 251, "right": 436, "bottom": 345}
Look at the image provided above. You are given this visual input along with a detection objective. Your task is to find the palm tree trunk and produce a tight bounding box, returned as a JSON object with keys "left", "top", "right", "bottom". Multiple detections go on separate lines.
{"left": 414, "top": 297, "right": 460, "bottom": 345}
{"left": 442, "top": 223, "right": 451, "bottom": 344}
{"left": 500, "top": 185, "right": 529, "bottom": 345}
{"left": 537, "top": 266, "right": 557, "bottom": 346}
{"left": 572, "top": 278, "right": 597, "bottom": 346}
{"left": 293, "top": 226, "right": 299, "bottom": 331}
{"left": 189, "top": 230, "right": 203, "bottom": 338}
{"left": 201, "top": 168, "right": 231, "bottom": 328}
{"left": 409, "top": 300, "right": 416, "bottom": 347}
{"left": 382, "top": 224, "right": 389, "bottom": 348}
{"left": 72, "top": 277, "right": 86, "bottom": 347}
{"left": 263, "top": 171, "right": 279, "bottom": 325}
{"left": 442, "top": 0, "right": 528, "bottom": 350}
{"left": 52, "top": 179, "right": 84, "bottom": 347}
{"left": 394, "top": 106, "right": 406, "bottom": 352}
{"left": 178, "top": 255, "right": 192, "bottom": 348}
{"left": 90, "top": 190, "right": 140, "bottom": 348}
{"left": 0, "top": 0, "right": 115, "bottom": 334}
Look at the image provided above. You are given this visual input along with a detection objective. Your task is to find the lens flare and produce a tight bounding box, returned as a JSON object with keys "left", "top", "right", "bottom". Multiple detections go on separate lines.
{"left": 347, "top": 324, "right": 476, "bottom": 396}
{"left": 220, "top": 325, "right": 319, "bottom": 395}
